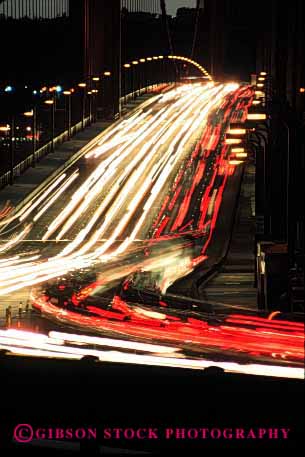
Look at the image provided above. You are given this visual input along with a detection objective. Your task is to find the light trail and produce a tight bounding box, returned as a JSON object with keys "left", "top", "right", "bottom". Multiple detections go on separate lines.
{"left": 0, "top": 83, "right": 241, "bottom": 296}
{"left": 0, "top": 329, "right": 302, "bottom": 379}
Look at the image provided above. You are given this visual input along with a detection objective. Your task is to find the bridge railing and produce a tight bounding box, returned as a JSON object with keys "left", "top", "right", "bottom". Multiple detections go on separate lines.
{"left": 0, "top": 115, "right": 92, "bottom": 190}
{"left": 0, "top": 81, "right": 173, "bottom": 190}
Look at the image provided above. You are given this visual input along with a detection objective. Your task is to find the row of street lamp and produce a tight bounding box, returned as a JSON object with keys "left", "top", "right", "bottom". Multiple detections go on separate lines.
{"left": 0, "top": 54, "right": 211, "bottom": 185}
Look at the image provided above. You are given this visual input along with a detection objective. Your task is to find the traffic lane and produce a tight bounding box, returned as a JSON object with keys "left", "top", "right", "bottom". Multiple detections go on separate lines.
{"left": 0, "top": 85, "right": 233, "bottom": 296}
{"left": 168, "top": 164, "right": 244, "bottom": 297}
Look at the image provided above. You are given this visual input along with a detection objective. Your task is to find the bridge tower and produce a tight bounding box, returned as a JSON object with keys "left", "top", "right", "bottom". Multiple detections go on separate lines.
{"left": 70, "top": 0, "right": 121, "bottom": 120}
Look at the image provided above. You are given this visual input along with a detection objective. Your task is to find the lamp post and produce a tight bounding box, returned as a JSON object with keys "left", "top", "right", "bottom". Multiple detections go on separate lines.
{"left": 132, "top": 61, "right": 139, "bottom": 99}
{"left": 44, "top": 99, "right": 55, "bottom": 152}
{"left": 158, "top": 55, "right": 164, "bottom": 84}
{"left": 281, "top": 119, "right": 291, "bottom": 263}
{"left": 146, "top": 57, "right": 152, "bottom": 89}
{"left": 9, "top": 117, "right": 15, "bottom": 185}
{"left": 91, "top": 88, "right": 99, "bottom": 123}
{"left": 123, "top": 64, "right": 131, "bottom": 105}
{"left": 23, "top": 108, "right": 37, "bottom": 166}
{"left": 139, "top": 58, "right": 146, "bottom": 94}
{"left": 63, "top": 90, "right": 72, "bottom": 139}
{"left": 91, "top": 76, "right": 100, "bottom": 123}
{"left": 78, "top": 82, "right": 87, "bottom": 130}
{"left": 102, "top": 71, "right": 112, "bottom": 119}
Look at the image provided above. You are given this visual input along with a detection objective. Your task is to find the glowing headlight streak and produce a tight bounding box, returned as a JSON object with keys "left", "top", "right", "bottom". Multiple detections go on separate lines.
{"left": 42, "top": 106, "right": 169, "bottom": 241}
{"left": 0, "top": 223, "right": 32, "bottom": 254}
{"left": 0, "top": 83, "right": 241, "bottom": 296}
{"left": 33, "top": 170, "right": 79, "bottom": 222}
{"left": 0, "top": 329, "right": 65, "bottom": 345}
{"left": 92, "top": 87, "right": 216, "bottom": 258}
{"left": 97, "top": 85, "right": 226, "bottom": 258}
{"left": 62, "top": 86, "right": 209, "bottom": 258}
{"left": 48, "top": 331, "right": 180, "bottom": 353}
{"left": 18, "top": 173, "right": 67, "bottom": 222}
{"left": 0, "top": 335, "right": 302, "bottom": 379}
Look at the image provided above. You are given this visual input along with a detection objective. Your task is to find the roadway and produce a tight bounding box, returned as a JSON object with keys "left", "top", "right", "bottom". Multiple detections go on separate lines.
{"left": 0, "top": 82, "right": 241, "bottom": 299}
{"left": 0, "top": 82, "right": 304, "bottom": 376}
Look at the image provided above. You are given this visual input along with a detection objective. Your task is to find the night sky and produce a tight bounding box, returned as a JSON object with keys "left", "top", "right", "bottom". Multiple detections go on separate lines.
{"left": 166, "top": 0, "right": 196, "bottom": 16}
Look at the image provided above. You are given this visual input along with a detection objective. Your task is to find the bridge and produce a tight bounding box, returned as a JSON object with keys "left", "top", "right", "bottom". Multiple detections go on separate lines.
{"left": 0, "top": 2, "right": 304, "bottom": 453}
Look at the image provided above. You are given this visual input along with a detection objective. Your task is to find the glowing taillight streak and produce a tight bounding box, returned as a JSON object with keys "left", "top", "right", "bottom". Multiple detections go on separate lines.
{"left": 0, "top": 83, "right": 242, "bottom": 295}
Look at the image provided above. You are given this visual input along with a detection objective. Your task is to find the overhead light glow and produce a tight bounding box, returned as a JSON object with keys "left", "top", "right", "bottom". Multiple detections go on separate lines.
{"left": 247, "top": 113, "right": 267, "bottom": 120}
{"left": 225, "top": 138, "right": 242, "bottom": 144}
{"left": 231, "top": 147, "right": 245, "bottom": 153}
{"left": 235, "top": 152, "right": 248, "bottom": 158}
{"left": 227, "top": 128, "right": 246, "bottom": 135}
{"left": 229, "top": 159, "right": 244, "bottom": 165}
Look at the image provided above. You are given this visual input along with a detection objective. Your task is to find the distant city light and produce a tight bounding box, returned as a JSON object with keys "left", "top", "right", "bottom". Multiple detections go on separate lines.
{"left": 55, "top": 85, "right": 63, "bottom": 93}
{"left": 33, "top": 90, "right": 38, "bottom": 95}
{"left": 0, "top": 125, "right": 10, "bottom": 132}
{"left": 300, "top": 87, "right": 305, "bottom": 93}
{"left": 4, "top": 85, "right": 13, "bottom": 92}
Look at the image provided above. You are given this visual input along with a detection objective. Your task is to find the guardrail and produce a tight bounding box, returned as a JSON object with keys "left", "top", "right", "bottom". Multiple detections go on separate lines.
{"left": 0, "top": 82, "right": 173, "bottom": 191}
{"left": 195, "top": 164, "right": 246, "bottom": 291}
{"left": 0, "top": 115, "right": 92, "bottom": 190}
{"left": 0, "top": 83, "right": 170, "bottom": 217}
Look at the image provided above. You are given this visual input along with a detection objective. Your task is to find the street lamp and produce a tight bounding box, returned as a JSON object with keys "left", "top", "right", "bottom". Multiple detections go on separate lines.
{"left": 123, "top": 64, "right": 131, "bottom": 104}
{"left": 91, "top": 89, "right": 99, "bottom": 122}
{"left": 139, "top": 59, "right": 147, "bottom": 93}
{"left": 23, "top": 108, "right": 37, "bottom": 166}
{"left": 63, "top": 90, "right": 72, "bottom": 139}
{"left": 78, "top": 82, "right": 87, "bottom": 130}
{"left": 132, "top": 61, "right": 139, "bottom": 99}
{"left": 44, "top": 99, "right": 55, "bottom": 152}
